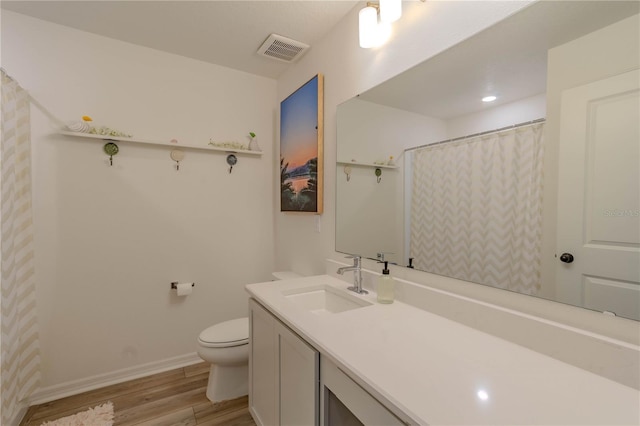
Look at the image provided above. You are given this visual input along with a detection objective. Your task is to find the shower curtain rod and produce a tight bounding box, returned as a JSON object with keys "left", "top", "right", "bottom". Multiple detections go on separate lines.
{"left": 405, "top": 117, "right": 546, "bottom": 153}
{"left": 1, "top": 67, "right": 67, "bottom": 129}
{"left": 1, "top": 67, "right": 16, "bottom": 81}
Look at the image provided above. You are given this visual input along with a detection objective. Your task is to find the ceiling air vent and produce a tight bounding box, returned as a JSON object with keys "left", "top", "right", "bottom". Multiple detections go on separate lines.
{"left": 257, "top": 34, "right": 310, "bottom": 63}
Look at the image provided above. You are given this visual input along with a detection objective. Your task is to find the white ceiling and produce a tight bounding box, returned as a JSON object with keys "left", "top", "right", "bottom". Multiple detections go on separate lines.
{"left": 1, "top": 0, "right": 359, "bottom": 79}
{"left": 4, "top": 1, "right": 638, "bottom": 119}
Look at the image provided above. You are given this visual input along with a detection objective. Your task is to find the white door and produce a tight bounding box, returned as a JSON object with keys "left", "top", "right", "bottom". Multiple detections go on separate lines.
{"left": 556, "top": 69, "right": 640, "bottom": 320}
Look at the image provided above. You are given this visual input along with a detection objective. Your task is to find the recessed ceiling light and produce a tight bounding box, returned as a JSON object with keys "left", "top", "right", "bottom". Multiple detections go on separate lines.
{"left": 482, "top": 96, "right": 497, "bottom": 103}
{"left": 477, "top": 389, "right": 490, "bottom": 401}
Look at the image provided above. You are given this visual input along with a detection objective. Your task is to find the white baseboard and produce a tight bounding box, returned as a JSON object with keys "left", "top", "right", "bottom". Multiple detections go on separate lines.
{"left": 28, "top": 352, "right": 202, "bottom": 405}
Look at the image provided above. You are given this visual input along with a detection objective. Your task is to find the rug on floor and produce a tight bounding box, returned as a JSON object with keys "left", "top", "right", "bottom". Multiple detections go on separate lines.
{"left": 40, "top": 402, "right": 114, "bottom": 426}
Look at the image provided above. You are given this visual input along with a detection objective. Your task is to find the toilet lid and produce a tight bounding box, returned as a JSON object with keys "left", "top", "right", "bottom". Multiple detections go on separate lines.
{"left": 199, "top": 317, "right": 248, "bottom": 347}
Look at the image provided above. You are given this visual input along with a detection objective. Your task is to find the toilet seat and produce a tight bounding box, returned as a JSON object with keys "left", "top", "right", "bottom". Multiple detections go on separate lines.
{"left": 198, "top": 317, "right": 248, "bottom": 348}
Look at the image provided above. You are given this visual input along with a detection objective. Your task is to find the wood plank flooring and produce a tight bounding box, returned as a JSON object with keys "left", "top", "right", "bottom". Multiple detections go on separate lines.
{"left": 20, "top": 362, "right": 257, "bottom": 426}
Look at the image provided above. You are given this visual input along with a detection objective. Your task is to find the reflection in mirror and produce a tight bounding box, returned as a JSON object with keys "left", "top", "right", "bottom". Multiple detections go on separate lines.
{"left": 336, "top": 1, "right": 640, "bottom": 320}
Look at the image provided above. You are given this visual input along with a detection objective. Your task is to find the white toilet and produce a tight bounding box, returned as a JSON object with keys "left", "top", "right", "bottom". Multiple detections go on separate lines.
{"left": 196, "top": 317, "right": 249, "bottom": 403}
{"left": 196, "top": 272, "right": 301, "bottom": 403}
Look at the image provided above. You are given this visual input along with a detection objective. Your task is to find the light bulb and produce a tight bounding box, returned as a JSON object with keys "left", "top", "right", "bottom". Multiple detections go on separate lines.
{"left": 477, "top": 389, "right": 490, "bottom": 401}
{"left": 359, "top": 6, "right": 394, "bottom": 48}
{"left": 380, "top": 0, "right": 402, "bottom": 23}
{"left": 359, "top": 6, "right": 378, "bottom": 48}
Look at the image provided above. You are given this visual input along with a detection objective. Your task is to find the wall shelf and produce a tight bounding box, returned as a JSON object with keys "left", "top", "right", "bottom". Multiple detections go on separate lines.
{"left": 59, "top": 131, "right": 263, "bottom": 156}
{"left": 337, "top": 160, "right": 397, "bottom": 169}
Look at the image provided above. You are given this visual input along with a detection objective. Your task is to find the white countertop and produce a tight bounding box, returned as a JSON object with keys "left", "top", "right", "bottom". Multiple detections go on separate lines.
{"left": 246, "top": 275, "right": 640, "bottom": 425}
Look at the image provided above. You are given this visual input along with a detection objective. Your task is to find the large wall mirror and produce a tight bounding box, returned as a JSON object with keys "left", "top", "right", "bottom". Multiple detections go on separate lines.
{"left": 336, "top": 1, "right": 640, "bottom": 320}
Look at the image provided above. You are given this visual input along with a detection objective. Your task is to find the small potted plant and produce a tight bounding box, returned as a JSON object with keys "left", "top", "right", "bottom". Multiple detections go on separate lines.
{"left": 248, "top": 132, "right": 261, "bottom": 152}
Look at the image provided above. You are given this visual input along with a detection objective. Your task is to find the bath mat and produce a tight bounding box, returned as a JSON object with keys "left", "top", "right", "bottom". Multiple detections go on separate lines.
{"left": 40, "top": 402, "right": 114, "bottom": 426}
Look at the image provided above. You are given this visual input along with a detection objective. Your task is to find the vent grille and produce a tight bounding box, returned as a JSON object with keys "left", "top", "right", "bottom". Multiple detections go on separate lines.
{"left": 257, "top": 34, "right": 310, "bottom": 63}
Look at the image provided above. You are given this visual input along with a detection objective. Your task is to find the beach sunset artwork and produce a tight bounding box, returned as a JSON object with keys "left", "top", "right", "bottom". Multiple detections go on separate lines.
{"left": 280, "top": 74, "right": 324, "bottom": 213}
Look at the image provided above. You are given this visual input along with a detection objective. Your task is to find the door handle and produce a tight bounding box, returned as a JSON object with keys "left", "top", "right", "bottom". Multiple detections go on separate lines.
{"left": 559, "top": 253, "right": 574, "bottom": 263}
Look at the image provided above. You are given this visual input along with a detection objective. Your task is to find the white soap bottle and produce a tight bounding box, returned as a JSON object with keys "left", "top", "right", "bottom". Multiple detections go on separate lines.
{"left": 377, "top": 261, "right": 395, "bottom": 304}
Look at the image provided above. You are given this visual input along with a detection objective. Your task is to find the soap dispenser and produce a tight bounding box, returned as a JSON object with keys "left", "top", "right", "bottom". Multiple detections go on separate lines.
{"left": 377, "top": 261, "right": 395, "bottom": 304}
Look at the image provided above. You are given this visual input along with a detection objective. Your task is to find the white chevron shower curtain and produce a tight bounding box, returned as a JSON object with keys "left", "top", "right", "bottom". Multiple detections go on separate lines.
{"left": 410, "top": 123, "right": 544, "bottom": 294}
{"left": 1, "top": 70, "right": 40, "bottom": 425}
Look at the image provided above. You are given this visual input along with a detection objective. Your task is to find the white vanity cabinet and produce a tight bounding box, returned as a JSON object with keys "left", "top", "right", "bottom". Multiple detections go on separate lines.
{"left": 249, "top": 298, "right": 407, "bottom": 426}
{"left": 320, "top": 357, "right": 406, "bottom": 426}
{"left": 248, "top": 299, "right": 277, "bottom": 425}
{"left": 249, "top": 298, "right": 319, "bottom": 426}
{"left": 247, "top": 276, "right": 640, "bottom": 425}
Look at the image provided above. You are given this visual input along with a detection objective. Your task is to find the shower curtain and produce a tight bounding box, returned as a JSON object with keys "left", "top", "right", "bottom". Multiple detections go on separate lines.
{"left": 410, "top": 123, "right": 545, "bottom": 295}
{"left": 1, "top": 70, "right": 40, "bottom": 425}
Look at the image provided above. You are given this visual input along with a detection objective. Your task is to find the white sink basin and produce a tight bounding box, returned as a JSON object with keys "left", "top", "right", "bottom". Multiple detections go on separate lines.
{"left": 283, "top": 284, "right": 372, "bottom": 314}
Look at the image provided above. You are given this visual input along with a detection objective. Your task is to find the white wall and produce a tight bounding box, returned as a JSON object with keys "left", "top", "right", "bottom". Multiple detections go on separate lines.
{"left": 337, "top": 99, "right": 445, "bottom": 164}
{"left": 276, "top": 0, "right": 640, "bottom": 373}
{"left": 275, "top": 0, "right": 534, "bottom": 275}
{"left": 335, "top": 98, "right": 447, "bottom": 265}
{"left": 2, "top": 11, "right": 276, "bottom": 393}
{"left": 446, "top": 93, "right": 546, "bottom": 139}
{"left": 336, "top": 164, "right": 401, "bottom": 263}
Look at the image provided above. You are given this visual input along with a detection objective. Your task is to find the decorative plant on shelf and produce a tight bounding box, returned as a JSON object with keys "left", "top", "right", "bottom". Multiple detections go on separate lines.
{"left": 208, "top": 132, "right": 259, "bottom": 151}
{"left": 208, "top": 139, "right": 246, "bottom": 150}
{"left": 66, "top": 115, "right": 131, "bottom": 137}
{"left": 248, "top": 131, "right": 261, "bottom": 152}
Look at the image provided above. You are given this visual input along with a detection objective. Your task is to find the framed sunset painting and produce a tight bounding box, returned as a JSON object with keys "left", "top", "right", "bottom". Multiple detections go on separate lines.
{"left": 280, "top": 74, "right": 324, "bottom": 213}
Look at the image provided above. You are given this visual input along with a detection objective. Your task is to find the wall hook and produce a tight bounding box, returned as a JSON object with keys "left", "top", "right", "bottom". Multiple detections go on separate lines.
{"left": 103, "top": 142, "right": 119, "bottom": 166}
{"left": 226, "top": 154, "right": 238, "bottom": 173}
{"left": 344, "top": 165, "right": 352, "bottom": 182}
{"left": 170, "top": 149, "right": 184, "bottom": 171}
{"left": 375, "top": 167, "right": 382, "bottom": 183}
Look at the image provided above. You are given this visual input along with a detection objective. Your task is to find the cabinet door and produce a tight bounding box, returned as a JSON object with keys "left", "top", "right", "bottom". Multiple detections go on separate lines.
{"left": 277, "top": 322, "right": 319, "bottom": 426}
{"left": 249, "top": 299, "right": 278, "bottom": 426}
{"left": 320, "top": 357, "right": 406, "bottom": 426}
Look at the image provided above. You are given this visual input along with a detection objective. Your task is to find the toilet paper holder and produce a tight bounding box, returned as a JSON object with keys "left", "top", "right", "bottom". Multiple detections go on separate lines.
{"left": 171, "top": 282, "right": 195, "bottom": 289}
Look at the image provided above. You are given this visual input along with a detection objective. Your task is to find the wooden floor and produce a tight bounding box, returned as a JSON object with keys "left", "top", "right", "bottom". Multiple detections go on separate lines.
{"left": 20, "top": 362, "right": 257, "bottom": 426}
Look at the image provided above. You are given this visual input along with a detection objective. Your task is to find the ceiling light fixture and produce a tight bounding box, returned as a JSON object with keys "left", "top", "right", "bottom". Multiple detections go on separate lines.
{"left": 477, "top": 389, "right": 490, "bottom": 401}
{"left": 380, "top": 0, "right": 402, "bottom": 23}
{"left": 359, "top": 0, "right": 401, "bottom": 48}
{"left": 359, "top": 5, "right": 379, "bottom": 48}
{"left": 482, "top": 95, "right": 497, "bottom": 103}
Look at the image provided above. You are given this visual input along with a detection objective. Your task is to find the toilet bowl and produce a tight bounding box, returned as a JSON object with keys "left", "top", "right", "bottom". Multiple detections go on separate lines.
{"left": 196, "top": 317, "right": 249, "bottom": 403}
{"left": 197, "top": 272, "right": 301, "bottom": 403}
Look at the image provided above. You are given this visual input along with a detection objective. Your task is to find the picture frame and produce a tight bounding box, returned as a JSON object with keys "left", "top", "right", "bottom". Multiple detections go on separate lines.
{"left": 280, "top": 74, "right": 324, "bottom": 214}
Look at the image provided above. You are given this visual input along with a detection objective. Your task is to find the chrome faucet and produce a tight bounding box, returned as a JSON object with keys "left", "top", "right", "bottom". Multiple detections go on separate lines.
{"left": 337, "top": 255, "right": 368, "bottom": 294}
